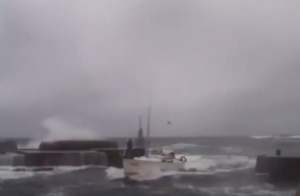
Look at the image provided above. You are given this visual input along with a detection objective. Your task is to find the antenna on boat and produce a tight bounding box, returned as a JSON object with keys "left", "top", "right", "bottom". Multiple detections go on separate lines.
{"left": 139, "top": 116, "right": 142, "bottom": 129}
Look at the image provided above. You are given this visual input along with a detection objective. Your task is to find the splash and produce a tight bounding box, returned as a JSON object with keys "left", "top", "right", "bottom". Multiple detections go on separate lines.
{"left": 21, "top": 117, "right": 101, "bottom": 148}
{"left": 162, "top": 142, "right": 255, "bottom": 174}
{"left": 105, "top": 167, "right": 125, "bottom": 180}
{"left": 128, "top": 167, "right": 176, "bottom": 181}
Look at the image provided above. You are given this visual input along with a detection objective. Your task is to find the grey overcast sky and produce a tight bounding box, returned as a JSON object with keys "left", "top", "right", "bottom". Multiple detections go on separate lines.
{"left": 1, "top": 0, "right": 300, "bottom": 138}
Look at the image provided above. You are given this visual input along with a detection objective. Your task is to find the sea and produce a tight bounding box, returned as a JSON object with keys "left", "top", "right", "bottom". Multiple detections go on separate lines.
{"left": 0, "top": 136, "right": 299, "bottom": 196}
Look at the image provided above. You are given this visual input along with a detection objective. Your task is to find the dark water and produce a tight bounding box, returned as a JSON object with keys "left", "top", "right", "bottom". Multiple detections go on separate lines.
{"left": 0, "top": 136, "right": 298, "bottom": 196}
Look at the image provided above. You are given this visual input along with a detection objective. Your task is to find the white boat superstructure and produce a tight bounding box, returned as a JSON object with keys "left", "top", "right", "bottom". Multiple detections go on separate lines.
{"left": 123, "top": 147, "right": 187, "bottom": 176}
{"left": 123, "top": 157, "right": 185, "bottom": 176}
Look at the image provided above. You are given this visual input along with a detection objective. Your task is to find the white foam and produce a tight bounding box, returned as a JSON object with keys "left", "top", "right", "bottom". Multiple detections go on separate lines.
{"left": 159, "top": 143, "right": 207, "bottom": 152}
{"left": 0, "top": 166, "right": 92, "bottom": 181}
{"left": 0, "top": 167, "right": 36, "bottom": 180}
{"left": 128, "top": 167, "right": 164, "bottom": 181}
{"left": 250, "top": 134, "right": 300, "bottom": 140}
{"left": 198, "top": 186, "right": 293, "bottom": 196}
{"left": 183, "top": 154, "right": 255, "bottom": 173}
{"left": 105, "top": 167, "right": 125, "bottom": 180}
{"left": 105, "top": 165, "right": 178, "bottom": 182}
{"left": 169, "top": 143, "right": 204, "bottom": 149}
{"left": 286, "top": 135, "right": 300, "bottom": 139}
{"left": 250, "top": 135, "right": 273, "bottom": 139}
{"left": 173, "top": 184, "right": 294, "bottom": 196}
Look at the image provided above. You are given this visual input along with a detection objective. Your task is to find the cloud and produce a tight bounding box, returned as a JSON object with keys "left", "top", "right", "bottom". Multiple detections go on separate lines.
{"left": 1, "top": 0, "right": 300, "bottom": 137}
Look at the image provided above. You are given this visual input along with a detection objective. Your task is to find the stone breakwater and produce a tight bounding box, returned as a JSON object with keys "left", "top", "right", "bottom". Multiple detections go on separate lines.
{"left": 0, "top": 140, "right": 145, "bottom": 169}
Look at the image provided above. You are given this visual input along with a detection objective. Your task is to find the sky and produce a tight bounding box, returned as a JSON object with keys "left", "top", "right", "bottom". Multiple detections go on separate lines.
{"left": 1, "top": 0, "right": 300, "bottom": 138}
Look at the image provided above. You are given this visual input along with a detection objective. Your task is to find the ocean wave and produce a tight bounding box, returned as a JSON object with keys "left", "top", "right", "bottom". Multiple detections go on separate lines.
{"left": 175, "top": 184, "right": 294, "bottom": 196}
{"left": 159, "top": 143, "right": 207, "bottom": 153}
{"left": 250, "top": 135, "right": 274, "bottom": 139}
{"left": 250, "top": 134, "right": 300, "bottom": 140}
{"left": 283, "top": 135, "right": 300, "bottom": 139}
{"left": 169, "top": 143, "right": 207, "bottom": 149}
{"left": 0, "top": 166, "right": 100, "bottom": 181}
{"left": 182, "top": 154, "right": 255, "bottom": 173}
{"left": 219, "top": 146, "right": 243, "bottom": 153}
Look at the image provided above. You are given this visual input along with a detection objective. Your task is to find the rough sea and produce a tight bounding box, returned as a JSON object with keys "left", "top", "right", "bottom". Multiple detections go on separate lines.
{"left": 0, "top": 136, "right": 299, "bottom": 196}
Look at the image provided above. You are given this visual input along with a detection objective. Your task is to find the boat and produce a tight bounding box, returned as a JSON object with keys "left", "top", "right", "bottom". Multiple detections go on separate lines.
{"left": 123, "top": 100, "right": 187, "bottom": 177}
{"left": 123, "top": 156, "right": 185, "bottom": 176}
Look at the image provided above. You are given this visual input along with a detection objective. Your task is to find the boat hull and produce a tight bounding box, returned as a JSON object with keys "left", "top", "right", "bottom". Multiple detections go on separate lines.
{"left": 123, "top": 158, "right": 184, "bottom": 176}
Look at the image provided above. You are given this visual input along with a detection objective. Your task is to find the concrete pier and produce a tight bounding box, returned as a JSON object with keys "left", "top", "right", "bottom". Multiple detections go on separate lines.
{"left": 255, "top": 155, "right": 300, "bottom": 180}
{"left": 39, "top": 140, "right": 119, "bottom": 151}
{"left": 27, "top": 140, "right": 119, "bottom": 167}
{"left": 0, "top": 140, "right": 145, "bottom": 169}
{"left": 0, "top": 151, "right": 108, "bottom": 167}
{"left": 20, "top": 151, "right": 107, "bottom": 167}
{"left": 12, "top": 154, "right": 26, "bottom": 166}
{"left": 0, "top": 140, "right": 18, "bottom": 153}
{"left": 37, "top": 140, "right": 145, "bottom": 168}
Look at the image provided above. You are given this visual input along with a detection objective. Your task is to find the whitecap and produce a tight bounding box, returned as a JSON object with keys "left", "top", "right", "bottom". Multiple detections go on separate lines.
{"left": 250, "top": 135, "right": 274, "bottom": 139}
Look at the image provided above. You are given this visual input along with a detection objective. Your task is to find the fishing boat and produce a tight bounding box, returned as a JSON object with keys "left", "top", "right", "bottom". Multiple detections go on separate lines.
{"left": 123, "top": 156, "right": 186, "bottom": 176}
{"left": 123, "top": 101, "right": 187, "bottom": 177}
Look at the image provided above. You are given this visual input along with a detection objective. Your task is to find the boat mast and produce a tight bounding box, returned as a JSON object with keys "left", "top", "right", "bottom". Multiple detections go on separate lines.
{"left": 145, "top": 90, "right": 152, "bottom": 157}
{"left": 145, "top": 105, "right": 151, "bottom": 157}
{"left": 139, "top": 116, "right": 142, "bottom": 130}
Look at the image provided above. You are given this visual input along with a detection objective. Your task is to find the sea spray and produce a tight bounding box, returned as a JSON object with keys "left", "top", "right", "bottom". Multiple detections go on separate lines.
{"left": 21, "top": 117, "right": 101, "bottom": 148}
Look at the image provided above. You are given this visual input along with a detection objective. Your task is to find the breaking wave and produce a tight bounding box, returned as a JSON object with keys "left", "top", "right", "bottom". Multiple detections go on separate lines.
{"left": 168, "top": 143, "right": 207, "bottom": 149}
{"left": 250, "top": 134, "right": 300, "bottom": 140}
{"left": 250, "top": 135, "right": 274, "bottom": 139}
{"left": 182, "top": 154, "right": 255, "bottom": 173}
{"left": 284, "top": 135, "right": 300, "bottom": 139}
{"left": 19, "top": 117, "right": 101, "bottom": 148}
{"left": 175, "top": 184, "right": 294, "bottom": 196}
{"left": 0, "top": 166, "right": 93, "bottom": 181}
